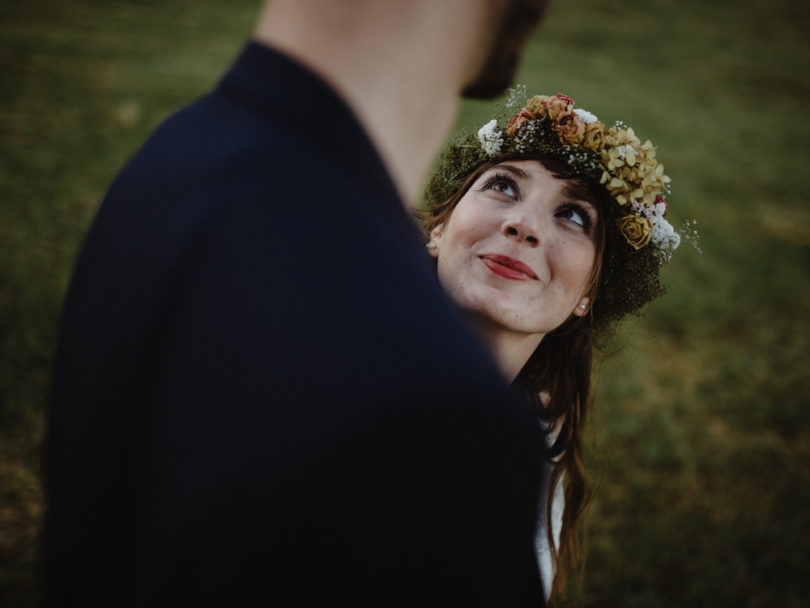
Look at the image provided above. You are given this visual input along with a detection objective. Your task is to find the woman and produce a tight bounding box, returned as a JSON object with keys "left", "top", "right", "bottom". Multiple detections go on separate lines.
{"left": 422, "top": 93, "right": 683, "bottom": 602}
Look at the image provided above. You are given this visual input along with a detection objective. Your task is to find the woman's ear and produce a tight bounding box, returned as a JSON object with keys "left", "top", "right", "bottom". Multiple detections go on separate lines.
{"left": 426, "top": 225, "right": 444, "bottom": 258}
{"left": 572, "top": 296, "right": 590, "bottom": 317}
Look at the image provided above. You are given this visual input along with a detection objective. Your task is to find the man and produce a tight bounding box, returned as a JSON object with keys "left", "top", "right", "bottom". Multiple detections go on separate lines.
{"left": 45, "top": 1, "right": 552, "bottom": 604}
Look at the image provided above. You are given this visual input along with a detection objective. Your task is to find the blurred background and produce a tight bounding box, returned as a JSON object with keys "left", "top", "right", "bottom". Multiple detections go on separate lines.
{"left": 1, "top": 0, "right": 808, "bottom": 605}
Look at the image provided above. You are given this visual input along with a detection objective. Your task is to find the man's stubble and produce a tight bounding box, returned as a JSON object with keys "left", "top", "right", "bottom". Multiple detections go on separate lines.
{"left": 462, "top": 0, "right": 552, "bottom": 99}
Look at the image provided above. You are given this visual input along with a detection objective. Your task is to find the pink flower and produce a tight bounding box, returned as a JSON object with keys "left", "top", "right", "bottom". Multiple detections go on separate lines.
{"left": 524, "top": 95, "right": 573, "bottom": 121}
{"left": 505, "top": 109, "right": 536, "bottom": 137}
{"left": 544, "top": 96, "right": 573, "bottom": 121}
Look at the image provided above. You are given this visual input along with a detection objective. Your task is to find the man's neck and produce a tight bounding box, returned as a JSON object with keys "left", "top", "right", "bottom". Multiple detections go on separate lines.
{"left": 472, "top": 317, "right": 545, "bottom": 384}
{"left": 253, "top": 0, "right": 490, "bottom": 206}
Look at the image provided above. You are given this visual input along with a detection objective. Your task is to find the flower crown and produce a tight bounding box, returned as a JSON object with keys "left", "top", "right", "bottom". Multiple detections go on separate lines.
{"left": 476, "top": 93, "right": 681, "bottom": 255}
{"left": 423, "top": 91, "right": 694, "bottom": 331}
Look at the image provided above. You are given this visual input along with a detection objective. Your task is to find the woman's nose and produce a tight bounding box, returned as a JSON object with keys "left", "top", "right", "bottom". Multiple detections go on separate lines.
{"left": 502, "top": 215, "right": 540, "bottom": 246}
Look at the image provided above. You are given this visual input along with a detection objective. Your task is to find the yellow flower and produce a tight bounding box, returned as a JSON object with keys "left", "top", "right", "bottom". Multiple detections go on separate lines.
{"left": 582, "top": 121, "right": 606, "bottom": 152}
{"left": 617, "top": 214, "right": 653, "bottom": 249}
{"left": 599, "top": 127, "right": 671, "bottom": 207}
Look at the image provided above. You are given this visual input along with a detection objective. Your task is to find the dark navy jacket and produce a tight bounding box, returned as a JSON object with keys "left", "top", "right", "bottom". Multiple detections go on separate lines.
{"left": 45, "top": 42, "right": 544, "bottom": 605}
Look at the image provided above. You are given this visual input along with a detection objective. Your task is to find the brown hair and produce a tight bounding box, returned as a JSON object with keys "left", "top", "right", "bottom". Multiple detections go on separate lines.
{"left": 422, "top": 153, "right": 610, "bottom": 601}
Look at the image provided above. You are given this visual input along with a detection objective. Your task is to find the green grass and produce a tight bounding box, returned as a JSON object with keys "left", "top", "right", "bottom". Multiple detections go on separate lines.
{"left": 2, "top": 0, "right": 809, "bottom": 605}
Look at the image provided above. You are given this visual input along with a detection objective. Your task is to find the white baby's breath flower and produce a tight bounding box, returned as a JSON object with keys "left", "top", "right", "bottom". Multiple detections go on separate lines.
{"left": 478, "top": 119, "right": 503, "bottom": 156}
{"left": 650, "top": 216, "right": 681, "bottom": 250}
{"left": 633, "top": 199, "right": 666, "bottom": 222}
{"left": 573, "top": 108, "right": 598, "bottom": 124}
{"left": 505, "top": 84, "right": 528, "bottom": 110}
{"left": 681, "top": 219, "right": 701, "bottom": 253}
{"left": 631, "top": 201, "right": 646, "bottom": 216}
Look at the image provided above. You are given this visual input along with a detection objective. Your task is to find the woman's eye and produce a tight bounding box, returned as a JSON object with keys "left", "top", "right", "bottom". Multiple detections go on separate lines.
{"left": 491, "top": 180, "right": 516, "bottom": 197}
{"left": 559, "top": 206, "right": 591, "bottom": 231}
{"left": 482, "top": 175, "right": 519, "bottom": 199}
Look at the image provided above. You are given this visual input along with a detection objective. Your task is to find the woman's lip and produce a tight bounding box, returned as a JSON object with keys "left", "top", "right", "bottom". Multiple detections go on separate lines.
{"left": 479, "top": 254, "right": 538, "bottom": 280}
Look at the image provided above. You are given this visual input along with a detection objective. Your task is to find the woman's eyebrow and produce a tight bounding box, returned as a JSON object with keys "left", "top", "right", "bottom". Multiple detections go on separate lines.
{"left": 562, "top": 184, "right": 598, "bottom": 211}
{"left": 491, "top": 164, "right": 528, "bottom": 179}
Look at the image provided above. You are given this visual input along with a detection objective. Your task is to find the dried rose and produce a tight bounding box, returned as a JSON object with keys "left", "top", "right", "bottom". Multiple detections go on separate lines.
{"left": 552, "top": 114, "right": 585, "bottom": 145}
{"left": 544, "top": 95, "right": 573, "bottom": 120}
{"left": 617, "top": 214, "right": 653, "bottom": 249}
{"left": 525, "top": 94, "right": 573, "bottom": 121}
{"left": 505, "top": 109, "right": 536, "bottom": 137}
{"left": 525, "top": 95, "right": 549, "bottom": 115}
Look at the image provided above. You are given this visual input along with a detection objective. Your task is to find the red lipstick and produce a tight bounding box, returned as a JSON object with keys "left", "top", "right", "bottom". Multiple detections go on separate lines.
{"left": 479, "top": 254, "right": 538, "bottom": 281}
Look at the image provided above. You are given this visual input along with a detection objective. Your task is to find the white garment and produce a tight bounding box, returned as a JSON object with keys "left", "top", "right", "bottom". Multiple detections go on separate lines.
{"left": 535, "top": 429, "right": 565, "bottom": 604}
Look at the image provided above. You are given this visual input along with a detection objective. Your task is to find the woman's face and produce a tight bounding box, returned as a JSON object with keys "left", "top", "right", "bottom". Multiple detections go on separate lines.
{"left": 429, "top": 160, "right": 598, "bottom": 339}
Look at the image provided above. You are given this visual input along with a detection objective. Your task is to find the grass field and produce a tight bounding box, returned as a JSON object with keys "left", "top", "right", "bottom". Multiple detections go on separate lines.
{"left": 2, "top": 0, "right": 809, "bottom": 605}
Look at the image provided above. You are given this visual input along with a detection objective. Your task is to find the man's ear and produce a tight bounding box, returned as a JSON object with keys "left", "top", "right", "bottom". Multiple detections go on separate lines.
{"left": 572, "top": 296, "right": 590, "bottom": 317}
{"left": 426, "top": 225, "right": 444, "bottom": 258}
